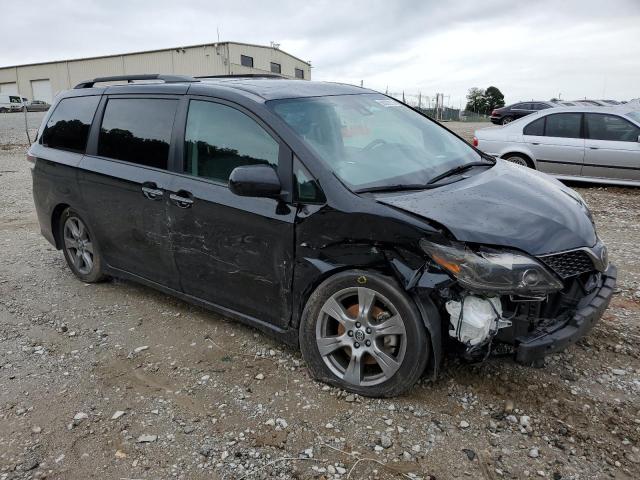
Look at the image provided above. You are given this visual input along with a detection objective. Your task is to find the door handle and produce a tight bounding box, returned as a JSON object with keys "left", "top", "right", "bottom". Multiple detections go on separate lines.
{"left": 532, "top": 142, "right": 540, "bottom": 145}
{"left": 141, "top": 183, "right": 163, "bottom": 200}
{"left": 170, "top": 191, "right": 194, "bottom": 208}
{"left": 589, "top": 146, "right": 599, "bottom": 150}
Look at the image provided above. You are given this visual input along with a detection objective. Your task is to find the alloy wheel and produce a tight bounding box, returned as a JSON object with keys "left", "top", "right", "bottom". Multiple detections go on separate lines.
{"left": 506, "top": 156, "right": 529, "bottom": 167}
{"left": 315, "top": 287, "right": 407, "bottom": 387}
{"left": 63, "top": 216, "right": 94, "bottom": 275}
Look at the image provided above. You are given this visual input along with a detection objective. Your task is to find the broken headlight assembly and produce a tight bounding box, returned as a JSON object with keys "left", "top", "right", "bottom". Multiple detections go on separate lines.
{"left": 419, "top": 240, "right": 563, "bottom": 295}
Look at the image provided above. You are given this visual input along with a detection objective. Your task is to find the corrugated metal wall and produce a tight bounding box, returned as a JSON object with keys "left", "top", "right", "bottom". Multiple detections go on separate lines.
{"left": 0, "top": 42, "right": 310, "bottom": 101}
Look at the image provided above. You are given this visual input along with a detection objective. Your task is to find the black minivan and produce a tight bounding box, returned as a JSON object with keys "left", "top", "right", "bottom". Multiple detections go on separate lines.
{"left": 29, "top": 74, "right": 616, "bottom": 397}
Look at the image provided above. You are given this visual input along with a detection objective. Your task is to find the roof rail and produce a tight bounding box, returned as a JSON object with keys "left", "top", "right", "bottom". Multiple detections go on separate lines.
{"left": 74, "top": 74, "right": 198, "bottom": 89}
{"left": 195, "top": 74, "right": 285, "bottom": 79}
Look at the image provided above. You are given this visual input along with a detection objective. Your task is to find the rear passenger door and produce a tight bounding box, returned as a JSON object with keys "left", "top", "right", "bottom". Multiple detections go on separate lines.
{"left": 522, "top": 113, "right": 584, "bottom": 176}
{"left": 583, "top": 113, "right": 640, "bottom": 181}
{"left": 79, "top": 96, "right": 181, "bottom": 289}
{"left": 168, "top": 98, "right": 296, "bottom": 328}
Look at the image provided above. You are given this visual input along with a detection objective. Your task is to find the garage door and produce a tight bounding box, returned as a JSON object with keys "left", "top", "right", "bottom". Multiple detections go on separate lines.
{"left": 0, "top": 82, "right": 18, "bottom": 95}
{"left": 31, "top": 79, "right": 52, "bottom": 103}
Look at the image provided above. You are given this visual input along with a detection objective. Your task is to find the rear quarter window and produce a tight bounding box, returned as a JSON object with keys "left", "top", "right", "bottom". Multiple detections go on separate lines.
{"left": 41, "top": 96, "right": 100, "bottom": 153}
{"left": 523, "top": 117, "right": 545, "bottom": 136}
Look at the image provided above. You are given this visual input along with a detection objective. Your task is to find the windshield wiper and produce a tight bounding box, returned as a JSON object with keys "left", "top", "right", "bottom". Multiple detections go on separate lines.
{"left": 426, "top": 160, "right": 494, "bottom": 185}
{"left": 354, "top": 184, "right": 429, "bottom": 194}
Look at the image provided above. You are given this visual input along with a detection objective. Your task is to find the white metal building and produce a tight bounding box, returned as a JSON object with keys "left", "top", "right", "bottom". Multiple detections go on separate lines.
{"left": 0, "top": 41, "right": 311, "bottom": 103}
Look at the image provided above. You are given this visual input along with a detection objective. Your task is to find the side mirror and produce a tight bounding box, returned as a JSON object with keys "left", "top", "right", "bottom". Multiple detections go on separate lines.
{"left": 229, "top": 165, "right": 282, "bottom": 198}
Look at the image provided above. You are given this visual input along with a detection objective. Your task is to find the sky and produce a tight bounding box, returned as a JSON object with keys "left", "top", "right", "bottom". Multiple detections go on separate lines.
{"left": 2, "top": 0, "right": 639, "bottom": 107}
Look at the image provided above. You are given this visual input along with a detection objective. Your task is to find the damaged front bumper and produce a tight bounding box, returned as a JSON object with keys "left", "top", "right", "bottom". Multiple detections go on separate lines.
{"left": 514, "top": 264, "right": 617, "bottom": 364}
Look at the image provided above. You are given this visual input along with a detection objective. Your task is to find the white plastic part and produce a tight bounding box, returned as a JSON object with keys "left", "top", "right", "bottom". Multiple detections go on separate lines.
{"left": 445, "top": 296, "right": 503, "bottom": 346}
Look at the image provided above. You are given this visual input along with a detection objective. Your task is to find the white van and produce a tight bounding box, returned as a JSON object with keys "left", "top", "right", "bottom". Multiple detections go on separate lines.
{"left": 0, "top": 94, "right": 24, "bottom": 113}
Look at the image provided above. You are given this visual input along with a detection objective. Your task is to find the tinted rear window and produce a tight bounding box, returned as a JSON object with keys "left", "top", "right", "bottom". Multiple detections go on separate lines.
{"left": 41, "top": 96, "right": 100, "bottom": 153}
{"left": 545, "top": 113, "right": 582, "bottom": 139}
{"left": 523, "top": 117, "right": 545, "bottom": 136}
{"left": 98, "top": 98, "right": 177, "bottom": 169}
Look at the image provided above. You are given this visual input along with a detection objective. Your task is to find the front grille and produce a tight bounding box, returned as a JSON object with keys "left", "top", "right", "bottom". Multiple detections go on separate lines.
{"left": 540, "top": 249, "right": 595, "bottom": 279}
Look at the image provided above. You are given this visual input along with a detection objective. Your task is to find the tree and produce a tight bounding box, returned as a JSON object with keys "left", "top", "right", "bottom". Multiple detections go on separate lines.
{"left": 484, "top": 86, "right": 505, "bottom": 112}
{"left": 465, "top": 87, "right": 486, "bottom": 113}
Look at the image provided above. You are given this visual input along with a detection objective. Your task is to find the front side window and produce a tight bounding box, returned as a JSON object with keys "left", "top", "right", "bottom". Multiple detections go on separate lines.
{"left": 295, "top": 68, "right": 304, "bottom": 79}
{"left": 98, "top": 98, "right": 178, "bottom": 169}
{"left": 41, "top": 95, "right": 100, "bottom": 153}
{"left": 523, "top": 117, "right": 545, "bottom": 136}
{"left": 184, "top": 100, "right": 279, "bottom": 183}
{"left": 544, "top": 113, "right": 582, "bottom": 139}
{"left": 268, "top": 93, "right": 483, "bottom": 191}
{"left": 586, "top": 114, "right": 640, "bottom": 142}
{"left": 270, "top": 62, "right": 281, "bottom": 74}
{"left": 241, "top": 55, "right": 254, "bottom": 67}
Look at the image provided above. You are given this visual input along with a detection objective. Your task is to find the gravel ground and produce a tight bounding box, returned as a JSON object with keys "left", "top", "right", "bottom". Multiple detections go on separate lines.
{"left": 1, "top": 113, "right": 639, "bottom": 480}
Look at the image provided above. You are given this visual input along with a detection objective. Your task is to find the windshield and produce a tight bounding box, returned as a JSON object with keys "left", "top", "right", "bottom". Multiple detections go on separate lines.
{"left": 268, "top": 93, "right": 482, "bottom": 191}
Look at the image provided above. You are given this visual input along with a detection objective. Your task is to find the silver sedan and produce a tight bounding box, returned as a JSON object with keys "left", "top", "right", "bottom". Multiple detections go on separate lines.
{"left": 474, "top": 106, "right": 640, "bottom": 186}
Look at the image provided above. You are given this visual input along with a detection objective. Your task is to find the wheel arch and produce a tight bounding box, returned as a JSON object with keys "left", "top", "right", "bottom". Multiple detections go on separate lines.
{"left": 501, "top": 151, "right": 536, "bottom": 168}
{"left": 51, "top": 203, "right": 70, "bottom": 249}
{"left": 293, "top": 251, "right": 442, "bottom": 381}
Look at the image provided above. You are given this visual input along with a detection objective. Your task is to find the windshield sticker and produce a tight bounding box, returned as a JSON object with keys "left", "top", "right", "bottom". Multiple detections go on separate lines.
{"left": 375, "top": 99, "right": 401, "bottom": 107}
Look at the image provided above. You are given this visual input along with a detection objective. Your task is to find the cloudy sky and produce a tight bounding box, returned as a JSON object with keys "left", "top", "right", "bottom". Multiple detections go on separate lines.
{"left": 3, "top": 0, "right": 639, "bottom": 106}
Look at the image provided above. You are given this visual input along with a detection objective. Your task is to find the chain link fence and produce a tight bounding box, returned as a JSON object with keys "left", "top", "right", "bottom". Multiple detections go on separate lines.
{"left": 386, "top": 91, "right": 490, "bottom": 122}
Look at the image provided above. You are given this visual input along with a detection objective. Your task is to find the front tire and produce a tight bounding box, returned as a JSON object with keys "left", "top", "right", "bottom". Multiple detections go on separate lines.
{"left": 501, "top": 116, "right": 513, "bottom": 125}
{"left": 59, "top": 208, "right": 106, "bottom": 283}
{"left": 299, "top": 271, "right": 429, "bottom": 397}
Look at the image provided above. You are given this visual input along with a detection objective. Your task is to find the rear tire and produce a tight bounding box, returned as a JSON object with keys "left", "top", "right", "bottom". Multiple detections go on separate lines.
{"left": 503, "top": 154, "right": 533, "bottom": 168}
{"left": 501, "top": 116, "right": 513, "bottom": 125}
{"left": 59, "top": 208, "right": 106, "bottom": 283}
{"left": 299, "top": 270, "right": 429, "bottom": 397}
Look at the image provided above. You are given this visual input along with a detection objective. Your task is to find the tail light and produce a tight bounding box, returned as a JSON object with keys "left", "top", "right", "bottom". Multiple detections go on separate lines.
{"left": 472, "top": 136, "right": 478, "bottom": 147}
{"left": 26, "top": 151, "right": 36, "bottom": 165}
{"left": 491, "top": 109, "right": 498, "bottom": 116}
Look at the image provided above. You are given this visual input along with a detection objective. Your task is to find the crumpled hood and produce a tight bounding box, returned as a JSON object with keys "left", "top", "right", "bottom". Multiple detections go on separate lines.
{"left": 375, "top": 161, "right": 597, "bottom": 256}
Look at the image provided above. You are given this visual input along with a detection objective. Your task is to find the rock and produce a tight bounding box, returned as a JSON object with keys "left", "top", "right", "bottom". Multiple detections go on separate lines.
{"left": 611, "top": 368, "right": 626, "bottom": 376}
{"left": 115, "top": 450, "right": 127, "bottom": 459}
{"left": 327, "top": 465, "right": 336, "bottom": 474}
{"left": 325, "top": 423, "right": 334, "bottom": 429}
{"left": 380, "top": 434, "right": 393, "bottom": 448}
{"left": 506, "top": 415, "right": 518, "bottom": 424}
{"left": 183, "top": 425, "right": 195, "bottom": 434}
{"left": 265, "top": 418, "right": 276, "bottom": 426}
{"left": 504, "top": 399, "right": 515, "bottom": 413}
{"left": 625, "top": 452, "right": 640, "bottom": 463}
{"left": 336, "top": 466, "right": 347, "bottom": 474}
{"left": 199, "top": 445, "right": 213, "bottom": 457}
{"left": 529, "top": 447, "right": 540, "bottom": 458}
{"left": 462, "top": 448, "right": 476, "bottom": 461}
{"left": 345, "top": 394, "right": 356, "bottom": 402}
{"left": 31, "top": 426, "right": 42, "bottom": 434}
{"left": 133, "top": 345, "right": 149, "bottom": 353}
{"left": 459, "top": 420, "right": 470, "bottom": 429}
{"left": 304, "top": 447, "right": 313, "bottom": 458}
{"left": 374, "top": 445, "right": 384, "bottom": 452}
{"left": 73, "top": 412, "right": 88, "bottom": 422}
{"left": 201, "top": 375, "right": 210, "bottom": 381}
{"left": 137, "top": 434, "right": 157, "bottom": 443}
{"left": 276, "top": 418, "right": 288, "bottom": 429}
{"left": 520, "top": 415, "right": 531, "bottom": 427}
{"left": 255, "top": 373, "right": 265, "bottom": 380}
{"left": 111, "top": 410, "right": 125, "bottom": 420}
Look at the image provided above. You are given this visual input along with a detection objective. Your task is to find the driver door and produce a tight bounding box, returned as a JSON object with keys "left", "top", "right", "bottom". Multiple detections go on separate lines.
{"left": 169, "top": 98, "right": 296, "bottom": 328}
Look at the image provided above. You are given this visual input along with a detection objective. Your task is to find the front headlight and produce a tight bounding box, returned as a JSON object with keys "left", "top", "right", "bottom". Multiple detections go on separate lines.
{"left": 420, "top": 240, "right": 563, "bottom": 295}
